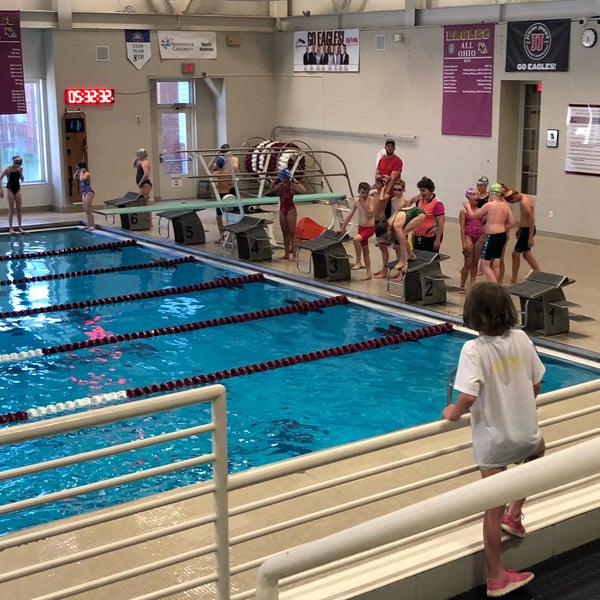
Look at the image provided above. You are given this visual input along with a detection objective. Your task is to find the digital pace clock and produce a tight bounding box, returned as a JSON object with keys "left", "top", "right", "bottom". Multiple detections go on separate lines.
{"left": 64, "top": 88, "right": 116, "bottom": 105}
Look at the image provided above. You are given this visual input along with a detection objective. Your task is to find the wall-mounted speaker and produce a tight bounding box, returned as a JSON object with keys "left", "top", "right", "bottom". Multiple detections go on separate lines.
{"left": 95, "top": 46, "right": 110, "bottom": 61}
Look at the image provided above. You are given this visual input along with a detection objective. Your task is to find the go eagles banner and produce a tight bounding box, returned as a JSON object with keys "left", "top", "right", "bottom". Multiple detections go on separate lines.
{"left": 505, "top": 19, "right": 570, "bottom": 72}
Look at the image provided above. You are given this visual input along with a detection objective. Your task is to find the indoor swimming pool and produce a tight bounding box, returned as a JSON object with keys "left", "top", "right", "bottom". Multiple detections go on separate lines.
{"left": 1, "top": 227, "right": 598, "bottom": 535}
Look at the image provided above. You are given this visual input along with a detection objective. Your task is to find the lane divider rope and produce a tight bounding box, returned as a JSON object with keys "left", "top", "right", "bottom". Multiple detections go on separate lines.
{"left": 0, "top": 322, "right": 453, "bottom": 424}
{"left": 0, "top": 239, "right": 137, "bottom": 262}
{"left": 0, "top": 273, "right": 265, "bottom": 320}
{"left": 0, "top": 295, "right": 349, "bottom": 363}
{"left": 0, "top": 256, "right": 195, "bottom": 287}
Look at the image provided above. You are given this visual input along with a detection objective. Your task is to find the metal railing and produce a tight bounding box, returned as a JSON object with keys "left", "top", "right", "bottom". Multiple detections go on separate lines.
{"left": 1, "top": 379, "right": 600, "bottom": 599}
{"left": 0, "top": 385, "right": 229, "bottom": 600}
{"left": 255, "top": 435, "right": 600, "bottom": 599}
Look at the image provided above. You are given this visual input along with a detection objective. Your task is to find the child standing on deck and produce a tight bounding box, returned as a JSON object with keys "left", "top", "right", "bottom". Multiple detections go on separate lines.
{"left": 73, "top": 161, "right": 96, "bottom": 231}
{"left": 442, "top": 281, "right": 545, "bottom": 598}
{"left": 338, "top": 181, "right": 375, "bottom": 280}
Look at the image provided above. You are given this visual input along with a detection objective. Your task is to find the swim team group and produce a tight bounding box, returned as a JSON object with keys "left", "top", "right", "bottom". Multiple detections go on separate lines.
{"left": 2, "top": 140, "right": 540, "bottom": 291}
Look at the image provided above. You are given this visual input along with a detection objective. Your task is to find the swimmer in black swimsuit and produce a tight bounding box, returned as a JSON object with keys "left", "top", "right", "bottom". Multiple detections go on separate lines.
{"left": 132, "top": 148, "right": 152, "bottom": 200}
{"left": 0, "top": 155, "right": 25, "bottom": 233}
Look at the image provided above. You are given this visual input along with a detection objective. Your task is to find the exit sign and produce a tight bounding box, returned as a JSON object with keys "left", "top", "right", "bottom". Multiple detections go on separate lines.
{"left": 181, "top": 63, "right": 195, "bottom": 75}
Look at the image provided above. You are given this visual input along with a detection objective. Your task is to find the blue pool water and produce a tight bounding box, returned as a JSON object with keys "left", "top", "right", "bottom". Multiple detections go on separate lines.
{"left": 1, "top": 227, "right": 598, "bottom": 534}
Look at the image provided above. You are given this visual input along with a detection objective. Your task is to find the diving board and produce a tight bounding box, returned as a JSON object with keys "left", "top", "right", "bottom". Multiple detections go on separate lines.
{"left": 94, "top": 193, "right": 347, "bottom": 216}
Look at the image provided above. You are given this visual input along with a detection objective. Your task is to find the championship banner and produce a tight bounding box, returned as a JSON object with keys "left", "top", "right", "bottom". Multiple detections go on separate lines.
{"left": 125, "top": 30, "right": 151, "bottom": 70}
{"left": 0, "top": 10, "right": 25, "bottom": 114}
{"left": 293, "top": 29, "right": 359, "bottom": 72}
{"left": 442, "top": 23, "right": 495, "bottom": 137}
{"left": 505, "top": 19, "right": 570, "bottom": 72}
{"left": 158, "top": 31, "right": 217, "bottom": 59}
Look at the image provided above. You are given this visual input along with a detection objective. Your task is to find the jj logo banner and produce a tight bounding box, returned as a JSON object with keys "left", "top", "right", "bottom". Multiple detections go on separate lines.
{"left": 505, "top": 19, "right": 570, "bottom": 72}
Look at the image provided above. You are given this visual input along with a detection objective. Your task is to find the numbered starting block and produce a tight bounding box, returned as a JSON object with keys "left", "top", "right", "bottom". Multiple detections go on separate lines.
{"left": 222, "top": 216, "right": 273, "bottom": 261}
{"left": 507, "top": 271, "right": 578, "bottom": 336}
{"left": 156, "top": 209, "right": 205, "bottom": 245}
{"left": 386, "top": 250, "right": 450, "bottom": 305}
{"left": 103, "top": 192, "right": 151, "bottom": 231}
{"left": 295, "top": 229, "right": 351, "bottom": 282}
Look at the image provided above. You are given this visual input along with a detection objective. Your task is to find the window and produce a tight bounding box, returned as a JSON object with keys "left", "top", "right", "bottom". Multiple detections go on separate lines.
{"left": 0, "top": 81, "right": 46, "bottom": 183}
{"left": 520, "top": 83, "right": 540, "bottom": 195}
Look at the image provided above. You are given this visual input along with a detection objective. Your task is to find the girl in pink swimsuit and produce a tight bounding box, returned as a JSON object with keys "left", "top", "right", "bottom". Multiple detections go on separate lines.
{"left": 459, "top": 188, "right": 484, "bottom": 292}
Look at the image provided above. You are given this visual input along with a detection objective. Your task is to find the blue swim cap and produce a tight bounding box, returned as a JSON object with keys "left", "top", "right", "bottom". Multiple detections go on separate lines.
{"left": 280, "top": 168, "right": 292, "bottom": 179}
{"left": 215, "top": 156, "right": 225, "bottom": 168}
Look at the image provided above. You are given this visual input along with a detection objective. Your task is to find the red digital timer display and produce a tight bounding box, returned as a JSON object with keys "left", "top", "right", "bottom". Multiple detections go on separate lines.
{"left": 64, "top": 88, "right": 115, "bottom": 105}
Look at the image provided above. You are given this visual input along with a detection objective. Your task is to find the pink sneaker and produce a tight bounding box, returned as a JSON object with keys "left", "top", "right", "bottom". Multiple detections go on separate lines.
{"left": 486, "top": 569, "right": 534, "bottom": 597}
{"left": 501, "top": 512, "right": 526, "bottom": 537}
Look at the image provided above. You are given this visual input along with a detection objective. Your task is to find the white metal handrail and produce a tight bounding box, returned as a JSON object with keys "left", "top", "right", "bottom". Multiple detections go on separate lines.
{"left": 0, "top": 385, "right": 230, "bottom": 600}
{"left": 1, "top": 378, "right": 599, "bottom": 599}
{"left": 255, "top": 435, "right": 600, "bottom": 599}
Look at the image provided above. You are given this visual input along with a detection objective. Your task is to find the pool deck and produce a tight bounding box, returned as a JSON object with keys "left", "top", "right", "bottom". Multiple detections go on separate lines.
{"left": 2, "top": 206, "right": 600, "bottom": 599}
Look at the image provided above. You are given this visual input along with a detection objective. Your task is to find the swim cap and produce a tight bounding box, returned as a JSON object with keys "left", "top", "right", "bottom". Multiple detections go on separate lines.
{"left": 76, "top": 161, "right": 87, "bottom": 169}
{"left": 465, "top": 187, "right": 476, "bottom": 200}
{"left": 280, "top": 168, "right": 292, "bottom": 179}
{"left": 12, "top": 156, "right": 22, "bottom": 165}
{"left": 489, "top": 183, "right": 503, "bottom": 196}
{"left": 477, "top": 176, "right": 489, "bottom": 185}
{"left": 215, "top": 156, "right": 225, "bottom": 168}
{"left": 220, "top": 143, "right": 230, "bottom": 152}
{"left": 136, "top": 148, "right": 148, "bottom": 157}
{"left": 375, "top": 176, "right": 386, "bottom": 185}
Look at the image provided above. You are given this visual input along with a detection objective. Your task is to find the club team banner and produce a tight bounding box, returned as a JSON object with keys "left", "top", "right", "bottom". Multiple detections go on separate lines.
{"left": 294, "top": 29, "right": 359, "bottom": 72}
{"left": 505, "top": 19, "right": 570, "bottom": 72}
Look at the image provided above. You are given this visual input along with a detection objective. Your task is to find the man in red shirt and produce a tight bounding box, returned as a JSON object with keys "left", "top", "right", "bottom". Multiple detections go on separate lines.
{"left": 375, "top": 139, "right": 403, "bottom": 201}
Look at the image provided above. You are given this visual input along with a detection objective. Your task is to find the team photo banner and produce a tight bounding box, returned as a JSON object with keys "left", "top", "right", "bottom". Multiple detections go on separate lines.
{"left": 158, "top": 31, "right": 217, "bottom": 59}
{"left": 505, "top": 19, "right": 570, "bottom": 72}
{"left": 293, "top": 29, "right": 359, "bottom": 72}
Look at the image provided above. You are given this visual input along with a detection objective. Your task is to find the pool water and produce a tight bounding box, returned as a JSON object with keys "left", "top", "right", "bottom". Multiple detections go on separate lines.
{"left": 1, "top": 227, "right": 598, "bottom": 534}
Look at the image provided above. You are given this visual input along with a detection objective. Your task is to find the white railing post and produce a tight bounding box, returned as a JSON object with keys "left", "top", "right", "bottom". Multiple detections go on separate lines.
{"left": 211, "top": 385, "right": 230, "bottom": 599}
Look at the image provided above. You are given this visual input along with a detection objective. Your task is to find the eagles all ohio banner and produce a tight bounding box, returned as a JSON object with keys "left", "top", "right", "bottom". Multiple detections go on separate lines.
{"left": 505, "top": 19, "right": 570, "bottom": 72}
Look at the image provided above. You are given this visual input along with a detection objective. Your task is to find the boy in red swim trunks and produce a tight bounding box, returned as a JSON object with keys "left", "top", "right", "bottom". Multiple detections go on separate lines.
{"left": 338, "top": 182, "right": 376, "bottom": 280}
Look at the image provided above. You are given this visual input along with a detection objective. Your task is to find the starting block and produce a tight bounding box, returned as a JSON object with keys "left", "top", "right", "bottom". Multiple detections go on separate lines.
{"left": 507, "top": 271, "right": 578, "bottom": 336}
{"left": 103, "top": 192, "right": 152, "bottom": 231}
{"left": 386, "top": 250, "right": 450, "bottom": 305}
{"left": 156, "top": 210, "right": 205, "bottom": 245}
{"left": 222, "top": 216, "right": 273, "bottom": 261}
{"left": 295, "top": 229, "right": 351, "bottom": 281}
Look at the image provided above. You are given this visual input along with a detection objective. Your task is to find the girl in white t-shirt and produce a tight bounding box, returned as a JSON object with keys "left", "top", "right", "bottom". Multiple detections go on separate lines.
{"left": 442, "top": 281, "right": 545, "bottom": 598}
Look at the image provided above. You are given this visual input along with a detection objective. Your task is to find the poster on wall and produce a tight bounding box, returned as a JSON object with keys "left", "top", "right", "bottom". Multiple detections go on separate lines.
{"left": 505, "top": 19, "right": 570, "bottom": 72}
{"left": 158, "top": 31, "right": 217, "bottom": 59}
{"left": 565, "top": 104, "right": 600, "bottom": 176}
{"left": 441, "top": 23, "right": 495, "bottom": 137}
{"left": 0, "top": 10, "right": 26, "bottom": 114}
{"left": 125, "top": 30, "right": 151, "bottom": 70}
{"left": 293, "top": 29, "right": 359, "bottom": 72}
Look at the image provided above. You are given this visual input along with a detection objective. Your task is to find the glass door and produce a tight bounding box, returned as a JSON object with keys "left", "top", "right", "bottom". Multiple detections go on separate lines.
{"left": 156, "top": 81, "right": 196, "bottom": 201}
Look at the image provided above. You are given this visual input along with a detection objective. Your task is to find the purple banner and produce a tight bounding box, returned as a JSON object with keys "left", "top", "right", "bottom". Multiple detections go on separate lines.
{"left": 0, "top": 11, "right": 25, "bottom": 115}
{"left": 442, "top": 23, "right": 494, "bottom": 137}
